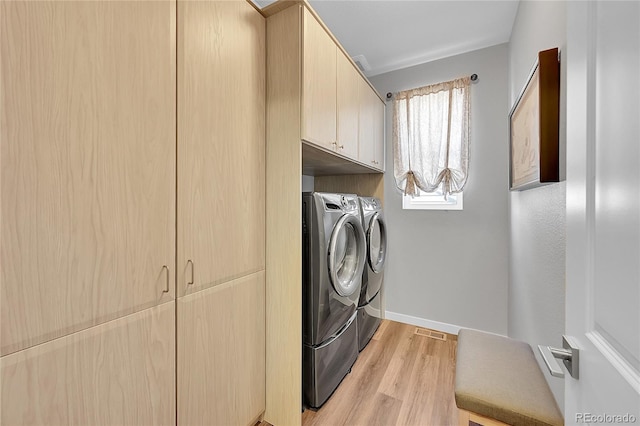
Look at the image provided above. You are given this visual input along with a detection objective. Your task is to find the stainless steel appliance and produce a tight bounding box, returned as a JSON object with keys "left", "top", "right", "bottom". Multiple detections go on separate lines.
{"left": 357, "top": 196, "right": 387, "bottom": 351}
{"left": 302, "top": 192, "right": 366, "bottom": 408}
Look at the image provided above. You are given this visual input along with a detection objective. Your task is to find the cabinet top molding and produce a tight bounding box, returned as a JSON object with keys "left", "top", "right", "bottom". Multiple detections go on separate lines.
{"left": 259, "top": 0, "right": 385, "bottom": 103}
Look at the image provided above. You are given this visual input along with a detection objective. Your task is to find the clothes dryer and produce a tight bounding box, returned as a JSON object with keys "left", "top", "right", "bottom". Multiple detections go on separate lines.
{"left": 302, "top": 192, "right": 367, "bottom": 408}
{"left": 357, "top": 196, "right": 387, "bottom": 351}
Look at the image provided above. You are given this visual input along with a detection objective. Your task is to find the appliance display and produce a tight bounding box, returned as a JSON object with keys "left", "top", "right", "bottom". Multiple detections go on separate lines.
{"left": 302, "top": 192, "right": 366, "bottom": 408}
{"left": 357, "top": 196, "right": 387, "bottom": 352}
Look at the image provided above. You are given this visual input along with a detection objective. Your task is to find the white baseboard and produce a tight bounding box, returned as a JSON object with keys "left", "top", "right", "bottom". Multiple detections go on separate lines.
{"left": 384, "top": 311, "right": 462, "bottom": 335}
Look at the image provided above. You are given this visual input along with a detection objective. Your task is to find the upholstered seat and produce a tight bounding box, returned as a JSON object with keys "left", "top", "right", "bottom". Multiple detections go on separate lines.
{"left": 455, "top": 329, "right": 564, "bottom": 426}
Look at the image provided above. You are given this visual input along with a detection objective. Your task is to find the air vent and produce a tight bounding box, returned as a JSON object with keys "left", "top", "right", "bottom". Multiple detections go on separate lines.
{"left": 414, "top": 327, "right": 447, "bottom": 341}
{"left": 352, "top": 54, "right": 371, "bottom": 73}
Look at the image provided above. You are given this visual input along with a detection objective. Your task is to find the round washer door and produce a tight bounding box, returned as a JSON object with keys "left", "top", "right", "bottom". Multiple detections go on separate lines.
{"left": 328, "top": 214, "right": 366, "bottom": 297}
{"left": 367, "top": 212, "right": 387, "bottom": 274}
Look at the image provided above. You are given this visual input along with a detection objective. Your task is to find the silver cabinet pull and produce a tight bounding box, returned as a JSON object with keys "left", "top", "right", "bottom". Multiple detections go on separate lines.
{"left": 162, "top": 265, "right": 170, "bottom": 293}
{"left": 186, "top": 260, "right": 194, "bottom": 286}
{"left": 538, "top": 335, "right": 580, "bottom": 379}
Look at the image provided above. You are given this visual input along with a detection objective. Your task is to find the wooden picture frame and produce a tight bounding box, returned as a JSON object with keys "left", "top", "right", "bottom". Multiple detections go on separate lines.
{"left": 509, "top": 48, "right": 560, "bottom": 191}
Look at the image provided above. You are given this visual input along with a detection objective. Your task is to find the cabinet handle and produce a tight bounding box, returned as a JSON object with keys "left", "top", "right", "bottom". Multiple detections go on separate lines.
{"left": 162, "top": 265, "right": 170, "bottom": 293}
{"left": 187, "top": 260, "right": 194, "bottom": 286}
{"left": 338, "top": 145, "right": 344, "bottom": 149}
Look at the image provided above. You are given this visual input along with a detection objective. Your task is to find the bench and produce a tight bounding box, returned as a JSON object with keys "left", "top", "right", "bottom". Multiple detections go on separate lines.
{"left": 455, "top": 329, "right": 564, "bottom": 426}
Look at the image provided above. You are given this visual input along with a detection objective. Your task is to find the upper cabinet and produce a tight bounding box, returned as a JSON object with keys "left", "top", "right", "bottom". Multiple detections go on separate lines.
{"left": 359, "top": 80, "right": 385, "bottom": 171}
{"left": 0, "top": 0, "right": 176, "bottom": 356}
{"left": 297, "top": 7, "right": 384, "bottom": 172}
{"left": 374, "top": 98, "right": 385, "bottom": 170}
{"left": 358, "top": 77, "right": 375, "bottom": 168}
{"left": 336, "top": 51, "right": 360, "bottom": 160}
{"left": 302, "top": 8, "right": 337, "bottom": 150}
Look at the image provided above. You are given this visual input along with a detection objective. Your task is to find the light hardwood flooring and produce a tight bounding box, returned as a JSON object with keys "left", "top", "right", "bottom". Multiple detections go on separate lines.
{"left": 301, "top": 320, "right": 459, "bottom": 426}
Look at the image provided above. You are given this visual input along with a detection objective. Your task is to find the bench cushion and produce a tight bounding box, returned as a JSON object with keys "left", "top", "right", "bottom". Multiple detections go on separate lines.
{"left": 455, "top": 329, "right": 564, "bottom": 426}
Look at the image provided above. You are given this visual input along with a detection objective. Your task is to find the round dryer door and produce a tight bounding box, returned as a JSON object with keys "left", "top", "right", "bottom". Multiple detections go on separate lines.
{"left": 367, "top": 212, "right": 387, "bottom": 274}
{"left": 328, "top": 214, "right": 366, "bottom": 297}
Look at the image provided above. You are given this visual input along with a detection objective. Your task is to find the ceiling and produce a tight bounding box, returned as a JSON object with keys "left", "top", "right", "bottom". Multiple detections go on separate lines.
{"left": 255, "top": 0, "right": 520, "bottom": 76}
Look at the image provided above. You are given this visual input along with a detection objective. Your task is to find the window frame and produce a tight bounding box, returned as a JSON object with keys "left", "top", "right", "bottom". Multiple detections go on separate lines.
{"left": 401, "top": 186, "right": 464, "bottom": 211}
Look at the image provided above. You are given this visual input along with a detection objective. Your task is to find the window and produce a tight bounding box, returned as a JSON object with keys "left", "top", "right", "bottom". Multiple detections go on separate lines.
{"left": 392, "top": 77, "right": 471, "bottom": 210}
{"left": 402, "top": 185, "right": 463, "bottom": 211}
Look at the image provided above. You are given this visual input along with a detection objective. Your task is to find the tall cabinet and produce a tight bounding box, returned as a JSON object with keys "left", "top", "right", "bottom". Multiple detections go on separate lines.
{"left": 1, "top": 1, "right": 265, "bottom": 425}
{"left": 1, "top": 1, "right": 177, "bottom": 424}
{"left": 177, "top": 1, "right": 265, "bottom": 425}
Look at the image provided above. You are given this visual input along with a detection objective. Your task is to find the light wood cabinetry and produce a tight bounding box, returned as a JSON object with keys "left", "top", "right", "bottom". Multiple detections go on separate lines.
{"left": 358, "top": 79, "right": 385, "bottom": 171}
{"left": 374, "top": 98, "right": 386, "bottom": 170}
{"left": 297, "top": 6, "right": 384, "bottom": 170}
{"left": 178, "top": 271, "right": 265, "bottom": 426}
{"left": 0, "top": 0, "right": 176, "bottom": 357}
{"left": 2, "top": 1, "right": 266, "bottom": 424}
{"left": 177, "top": 1, "right": 266, "bottom": 425}
{"left": 302, "top": 8, "right": 337, "bottom": 149}
{"left": 1, "top": 302, "right": 176, "bottom": 426}
{"left": 337, "top": 51, "right": 360, "bottom": 160}
{"left": 265, "top": 5, "right": 303, "bottom": 425}
{"left": 177, "top": 0, "right": 265, "bottom": 296}
{"left": 358, "top": 77, "right": 376, "bottom": 167}
{"left": 315, "top": 174, "right": 384, "bottom": 203}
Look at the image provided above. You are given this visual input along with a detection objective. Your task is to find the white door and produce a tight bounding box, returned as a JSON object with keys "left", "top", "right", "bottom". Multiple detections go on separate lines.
{"left": 565, "top": 1, "right": 640, "bottom": 423}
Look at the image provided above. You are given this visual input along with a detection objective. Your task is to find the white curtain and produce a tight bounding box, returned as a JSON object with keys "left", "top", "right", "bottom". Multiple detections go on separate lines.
{"left": 393, "top": 77, "right": 471, "bottom": 197}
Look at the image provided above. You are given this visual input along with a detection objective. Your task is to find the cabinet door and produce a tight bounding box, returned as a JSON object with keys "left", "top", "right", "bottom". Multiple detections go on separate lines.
{"left": 359, "top": 81, "right": 384, "bottom": 171}
{"left": 0, "top": 0, "right": 176, "bottom": 356}
{"left": 374, "top": 98, "right": 386, "bottom": 171}
{"left": 302, "top": 8, "right": 337, "bottom": 149}
{"left": 337, "top": 52, "right": 360, "bottom": 160}
{"left": 1, "top": 302, "right": 175, "bottom": 426}
{"left": 178, "top": 271, "right": 265, "bottom": 426}
{"left": 358, "top": 78, "right": 376, "bottom": 167}
{"left": 177, "top": 0, "right": 265, "bottom": 295}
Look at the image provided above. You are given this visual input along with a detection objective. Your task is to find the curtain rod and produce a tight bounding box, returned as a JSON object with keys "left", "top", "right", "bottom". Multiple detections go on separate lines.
{"left": 385, "top": 73, "right": 478, "bottom": 100}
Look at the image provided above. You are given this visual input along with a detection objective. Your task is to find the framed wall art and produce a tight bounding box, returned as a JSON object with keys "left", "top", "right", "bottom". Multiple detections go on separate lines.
{"left": 509, "top": 47, "right": 560, "bottom": 191}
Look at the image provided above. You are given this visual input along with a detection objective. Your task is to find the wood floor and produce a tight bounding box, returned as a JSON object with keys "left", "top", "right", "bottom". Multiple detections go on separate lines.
{"left": 301, "top": 320, "right": 459, "bottom": 426}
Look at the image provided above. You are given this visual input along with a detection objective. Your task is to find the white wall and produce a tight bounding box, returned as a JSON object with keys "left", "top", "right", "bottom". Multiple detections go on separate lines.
{"left": 369, "top": 44, "right": 509, "bottom": 335}
{"left": 508, "top": 0, "right": 566, "bottom": 410}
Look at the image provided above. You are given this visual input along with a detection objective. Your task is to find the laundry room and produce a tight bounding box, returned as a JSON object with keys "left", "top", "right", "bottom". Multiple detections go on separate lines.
{"left": 1, "top": 0, "right": 638, "bottom": 425}
{"left": 292, "top": 37, "right": 516, "bottom": 426}
{"left": 296, "top": 41, "right": 512, "bottom": 422}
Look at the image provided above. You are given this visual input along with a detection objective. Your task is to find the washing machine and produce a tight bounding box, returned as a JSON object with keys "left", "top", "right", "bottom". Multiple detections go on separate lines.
{"left": 302, "top": 192, "right": 367, "bottom": 408}
{"left": 357, "top": 196, "right": 387, "bottom": 352}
